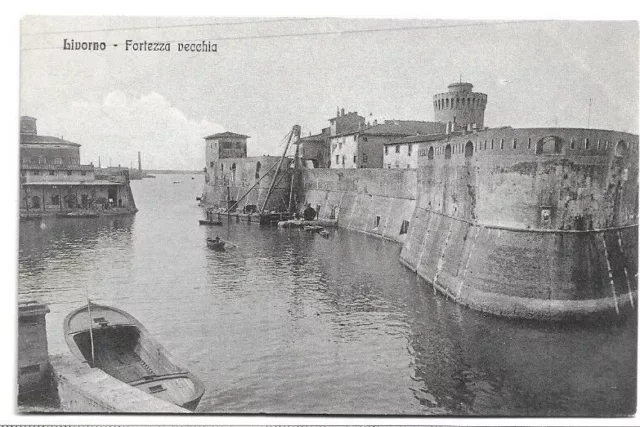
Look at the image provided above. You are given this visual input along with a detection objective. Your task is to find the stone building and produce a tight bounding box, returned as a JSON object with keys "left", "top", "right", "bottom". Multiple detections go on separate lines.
{"left": 383, "top": 133, "right": 448, "bottom": 169}
{"left": 19, "top": 116, "right": 137, "bottom": 215}
{"left": 330, "top": 120, "right": 445, "bottom": 169}
{"left": 433, "top": 82, "right": 487, "bottom": 132}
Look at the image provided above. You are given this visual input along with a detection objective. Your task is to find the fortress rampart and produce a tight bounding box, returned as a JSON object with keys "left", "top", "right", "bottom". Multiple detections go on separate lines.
{"left": 401, "top": 127, "right": 638, "bottom": 320}
{"left": 202, "top": 127, "right": 638, "bottom": 320}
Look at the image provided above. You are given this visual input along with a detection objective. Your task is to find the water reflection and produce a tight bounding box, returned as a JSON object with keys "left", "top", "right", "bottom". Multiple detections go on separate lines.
{"left": 18, "top": 174, "right": 637, "bottom": 416}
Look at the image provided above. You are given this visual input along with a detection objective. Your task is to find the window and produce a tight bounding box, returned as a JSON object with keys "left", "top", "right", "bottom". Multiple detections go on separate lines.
{"left": 67, "top": 170, "right": 72, "bottom": 176}
{"left": 363, "top": 137, "right": 368, "bottom": 142}
{"left": 399, "top": 220, "right": 409, "bottom": 235}
{"left": 500, "top": 139, "right": 504, "bottom": 149}
{"left": 605, "top": 140, "right": 609, "bottom": 149}
{"left": 408, "top": 144, "right": 412, "bottom": 156}
{"left": 210, "top": 161, "right": 214, "bottom": 167}
{"left": 445, "top": 144, "right": 452, "bottom": 159}
{"left": 336, "top": 155, "right": 339, "bottom": 164}
{"left": 384, "top": 146, "right": 388, "bottom": 155}
{"left": 342, "top": 155, "right": 345, "bottom": 165}
{"left": 597, "top": 139, "right": 601, "bottom": 150}
{"left": 81, "top": 171, "right": 86, "bottom": 176}
{"left": 255, "top": 161, "right": 261, "bottom": 179}
{"left": 33, "top": 170, "right": 40, "bottom": 175}
{"left": 585, "top": 138, "right": 590, "bottom": 149}
{"left": 570, "top": 139, "right": 575, "bottom": 149}
{"left": 51, "top": 195, "right": 60, "bottom": 205}
{"left": 20, "top": 170, "right": 26, "bottom": 176}
{"left": 491, "top": 140, "right": 494, "bottom": 149}
{"left": 395, "top": 145, "right": 400, "bottom": 153}
{"left": 427, "top": 146, "right": 434, "bottom": 160}
{"left": 387, "top": 164, "right": 391, "bottom": 169}
{"left": 363, "top": 153, "right": 368, "bottom": 163}
{"left": 375, "top": 215, "right": 381, "bottom": 228}
{"left": 512, "top": 139, "right": 517, "bottom": 149}
{"left": 528, "top": 138, "right": 532, "bottom": 149}
{"left": 353, "top": 155, "right": 357, "bottom": 164}
{"left": 49, "top": 170, "right": 55, "bottom": 176}
{"left": 54, "top": 157, "right": 63, "bottom": 165}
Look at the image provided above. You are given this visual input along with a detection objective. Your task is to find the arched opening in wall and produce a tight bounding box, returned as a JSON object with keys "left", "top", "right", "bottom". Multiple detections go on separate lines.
{"left": 231, "top": 163, "right": 236, "bottom": 181}
{"left": 427, "top": 146, "right": 434, "bottom": 160}
{"left": 445, "top": 99, "right": 449, "bottom": 108}
{"left": 221, "top": 163, "right": 224, "bottom": 173}
{"left": 535, "top": 136, "right": 563, "bottom": 155}
{"left": 615, "top": 140, "right": 628, "bottom": 157}
{"left": 444, "top": 144, "right": 452, "bottom": 159}
{"left": 255, "top": 161, "right": 261, "bottom": 179}
{"left": 31, "top": 196, "right": 40, "bottom": 209}
{"left": 464, "top": 141, "right": 474, "bottom": 158}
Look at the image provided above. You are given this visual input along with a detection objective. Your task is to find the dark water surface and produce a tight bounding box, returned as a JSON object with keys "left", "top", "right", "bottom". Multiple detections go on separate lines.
{"left": 18, "top": 174, "right": 637, "bottom": 416}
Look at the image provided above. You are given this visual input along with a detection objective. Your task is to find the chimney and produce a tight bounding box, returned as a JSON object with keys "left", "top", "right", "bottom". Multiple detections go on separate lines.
{"left": 138, "top": 151, "right": 142, "bottom": 171}
{"left": 341, "top": 108, "right": 345, "bottom": 117}
{"left": 337, "top": 106, "right": 340, "bottom": 118}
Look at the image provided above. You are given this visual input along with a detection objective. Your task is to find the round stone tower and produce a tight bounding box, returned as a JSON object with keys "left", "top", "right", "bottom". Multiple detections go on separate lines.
{"left": 433, "top": 82, "right": 487, "bottom": 132}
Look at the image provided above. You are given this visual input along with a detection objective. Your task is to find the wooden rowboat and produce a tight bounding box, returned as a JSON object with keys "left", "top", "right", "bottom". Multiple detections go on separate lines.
{"left": 64, "top": 303, "right": 205, "bottom": 411}
{"left": 199, "top": 219, "right": 222, "bottom": 226}
{"left": 206, "top": 238, "right": 226, "bottom": 251}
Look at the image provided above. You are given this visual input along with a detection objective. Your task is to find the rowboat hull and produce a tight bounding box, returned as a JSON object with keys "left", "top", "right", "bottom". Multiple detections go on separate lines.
{"left": 63, "top": 304, "right": 205, "bottom": 411}
{"left": 206, "top": 239, "right": 225, "bottom": 250}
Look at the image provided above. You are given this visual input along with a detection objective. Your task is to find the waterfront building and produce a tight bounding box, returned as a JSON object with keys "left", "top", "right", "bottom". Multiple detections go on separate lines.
{"left": 329, "top": 120, "right": 445, "bottom": 169}
{"left": 296, "top": 128, "right": 330, "bottom": 168}
{"left": 383, "top": 133, "right": 448, "bottom": 169}
{"left": 201, "top": 130, "right": 290, "bottom": 211}
{"left": 19, "top": 116, "right": 137, "bottom": 215}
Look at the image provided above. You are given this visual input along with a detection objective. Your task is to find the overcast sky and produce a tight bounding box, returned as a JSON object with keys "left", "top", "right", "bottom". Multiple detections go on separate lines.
{"left": 20, "top": 17, "right": 638, "bottom": 170}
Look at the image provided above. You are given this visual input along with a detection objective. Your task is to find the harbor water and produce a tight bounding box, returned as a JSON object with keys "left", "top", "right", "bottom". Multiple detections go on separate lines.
{"left": 18, "top": 174, "right": 637, "bottom": 416}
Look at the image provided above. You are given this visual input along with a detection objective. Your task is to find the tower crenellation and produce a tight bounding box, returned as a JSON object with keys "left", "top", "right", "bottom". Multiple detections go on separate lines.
{"left": 433, "top": 82, "right": 487, "bottom": 132}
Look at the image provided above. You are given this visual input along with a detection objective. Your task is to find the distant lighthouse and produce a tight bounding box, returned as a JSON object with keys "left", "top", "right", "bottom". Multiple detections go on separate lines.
{"left": 138, "top": 151, "right": 142, "bottom": 172}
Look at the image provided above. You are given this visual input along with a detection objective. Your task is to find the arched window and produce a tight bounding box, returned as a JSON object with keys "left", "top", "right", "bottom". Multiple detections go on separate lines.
{"left": 585, "top": 138, "right": 590, "bottom": 149}
{"left": 570, "top": 138, "right": 575, "bottom": 149}
{"left": 446, "top": 99, "right": 449, "bottom": 108}
{"left": 445, "top": 144, "right": 452, "bottom": 159}
{"left": 462, "top": 98, "right": 465, "bottom": 107}
{"left": 231, "top": 163, "right": 236, "bottom": 181}
{"left": 221, "top": 163, "right": 224, "bottom": 172}
{"left": 615, "top": 140, "right": 628, "bottom": 157}
{"left": 464, "top": 141, "right": 474, "bottom": 158}
{"left": 456, "top": 98, "right": 459, "bottom": 108}
{"left": 500, "top": 139, "right": 504, "bottom": 149}
{"left": 467, "top": 98, "right": 471, "bottom": 107}
{"left": 427, "top": 146, "right": 434, "bottom": 160}
{"left": 535, "top": 136, "right": 563, "bottom": 155}
{"left": 255, "top": 161, "right": 261, "bottom": 179}
{"left": 491, "top": 140, "right": 494, "bottom": 149}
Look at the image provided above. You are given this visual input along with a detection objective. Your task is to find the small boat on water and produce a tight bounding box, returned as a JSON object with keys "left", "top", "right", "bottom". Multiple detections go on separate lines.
{"left": 206, "top": 238, "right": 226, "bottom": 251}
{"left": 64, "top": 303, "right": 205, "bottom": 411}
{"left": 303, "top": 225, "right": 324, "bottom": 233}
{"left": 199, "top": 219, "right": 222, "bottom": 226}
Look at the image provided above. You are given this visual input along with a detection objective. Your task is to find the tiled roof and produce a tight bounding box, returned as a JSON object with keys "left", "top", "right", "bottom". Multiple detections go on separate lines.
{"left": 391, "top": 133, "right": 449, "bottom": 145}
{"left": 298, "top": 133, "right": 326, "bottom": 143}
{"left": 20, "top": 134, "right": 80, "bottom": 146}
{"left": 204, "top": 131, "right": 250, "bottom": 139}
